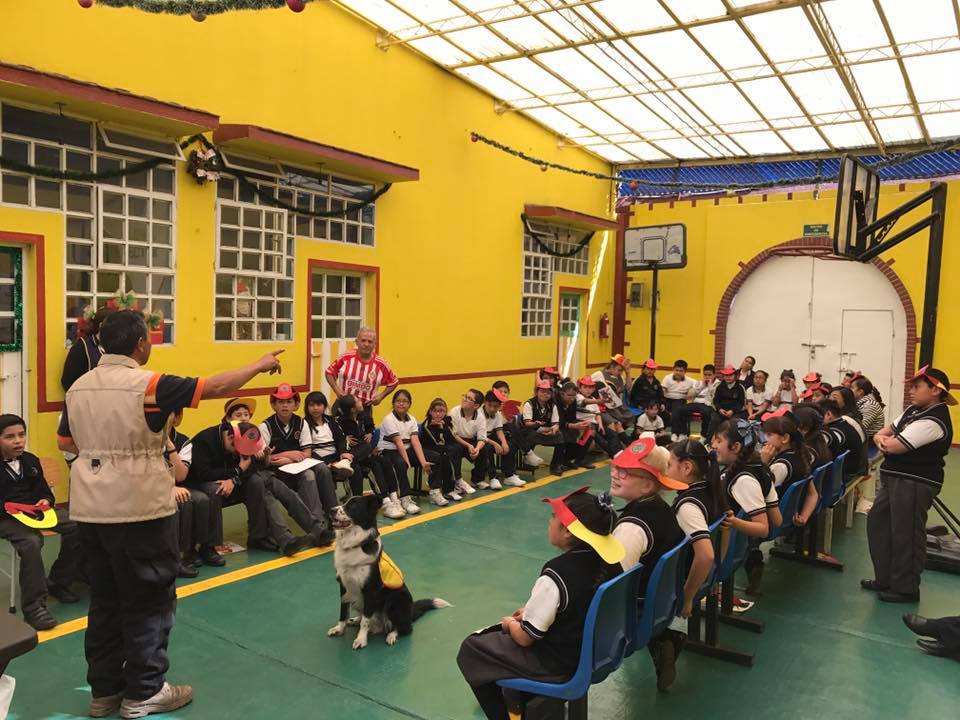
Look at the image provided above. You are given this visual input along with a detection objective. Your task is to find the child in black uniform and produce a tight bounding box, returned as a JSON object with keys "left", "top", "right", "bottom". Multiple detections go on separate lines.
{"left": 761, "top": 408, "right": 818, "bottom": 526}
{"left": 710, "top": 366, "right": 746, "bottom": 434}
{"left": 420, "top": 398, "right": 458, "bottom": 505}
{"left": 0, "top": 414, "right": 83, "bottom": 630}
{"left": 333, "top": 394, "right": 384, "bottom": 497}
{"left": 457, "top": 486, "right": 623, "bottom": 720}
{"left": 629, "top": 358, "right": 663, "bottom": 411}
{"left": 609, "top": 438, "right": 687, "bottom": 690}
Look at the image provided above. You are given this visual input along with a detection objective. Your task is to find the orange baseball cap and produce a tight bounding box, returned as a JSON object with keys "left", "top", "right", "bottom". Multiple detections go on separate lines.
{"left": 578, "top": 375, "right": 596, "bottom": 386}
{"left": 909, "top": 365, "right": 958, "bottom": 406}
{"left": 542, "top": 366, "right": 560, "bottom": 376}
{"left": 611, "top": 354, "right": 627, "bottom": 367}
{"left": 535, "top": 379, "right": 553, "bottom": 390}
{"left": 761, "top": 406, "right": 792, "bottom": 422}
{"left": 720, "top": 365, "right": 736, "bottom": 376}
{"left": 270, "top": 383, "right": 300, "bottom": 402}
{"left": 643, "top": 359, "right": 658, "bottom": 369}
{"left": 802, "top": 371, "right": 821, "bottom": 383}
{"left": 612, "top": 437, "right": 688, "bottom": 491}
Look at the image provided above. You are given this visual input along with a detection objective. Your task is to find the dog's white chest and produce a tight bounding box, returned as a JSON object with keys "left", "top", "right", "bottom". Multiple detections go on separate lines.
{"left": 334, "top": 528, "right": 379, "bottom": 609}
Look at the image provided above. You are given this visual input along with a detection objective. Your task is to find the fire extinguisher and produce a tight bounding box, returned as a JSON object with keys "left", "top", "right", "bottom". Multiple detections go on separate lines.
{"left": 599, "top": 313, "right": 609, "bottom": 339}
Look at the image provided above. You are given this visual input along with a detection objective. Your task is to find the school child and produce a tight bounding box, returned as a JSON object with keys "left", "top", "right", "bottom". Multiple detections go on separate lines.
{"left": 799, "top": 382, "right": 830, "bottom": 404}
{"left": 223, "top": 396, "right": 255, "bottom": 424}
{"left": 576, "top": 376, "right": 623, "bottom": 457}
{"left": 478, "top": 390, "right": 524, "bottom": 491}
{"left": 819, "top": 399, "right": 866, "bottom": 478}
{"left": 851, "top": 376, "right": 886, "bottom": 513}
{"left": 771, "top": 369, "right": 798, "bottom": 409}
{"left": 449, "top": 389, "right": 490, "bottom": 495}
{"left": 535, "top": 366, "right": 561, "bottom": 392}
{"left": 745, "top": 370, "right": 773, "bottom": 420}
{"left": 760, "top": 409, "right": 818, "bottom": 526}
{"left": 591, "top": 354, "right": 634, "bottom": 428}
{"left": 0, "top": 414, "right": 83, "bottom": 630}
{"left": 301, "top": 391, "right": 354, "bottom": 488}
{"left": 260, "top": 383, "right": 338, "bottom": 530}
{"left": 332, "top": 394, "right": 384, "bottom": 497}
{"left": 666, "top": 439, "right": 726, "bottom": 620}
{"left": 671, "top": 364, "right": 717, "bottom": 441}
{"left": 661, "top": 359, "right": 696, "bottom": 425}
{"left": 491, "top": 381, "right": 521, "bottom": 449}
{"left": 377, "top": 389, "right": 431, "bottom": 518}
{"left": 608, "top": 438, "right": 687, "bottom": 690}
{"left": 737, "top": 355, "right": 757, "bottom": 389}
{"left": 712, "top": 419, "right": 782, "bottom": 591}
{"left": 420, "top": 398, "right": 458, "bottom": 505}
{"left": 518, "top": 379, "right": 563, "bottom": 467}
{"left": 802, "top": 371, "right": 822, "bottom": 392}
{"left": 710, "top": 366, "right": 746, "bottom": 437}
{"left": 555, "top": 382, "right": 593, "bottom": 475}
{"left": 629, "top": 358, "right": 663, "bottom": 411}
{"left": 166, "top": 409, "right": 222, "bottom": 578}
{"left": 865, "top": 366, "right": 954, "bottom": 602}
{"left": 637, "top": 401, "right": 670, "bottom": 445}
{"left": 456, "top": 487, "right": 623, "bottom": 720}
{"left": 794, "top": 405, "right": 832, "bottom": 467}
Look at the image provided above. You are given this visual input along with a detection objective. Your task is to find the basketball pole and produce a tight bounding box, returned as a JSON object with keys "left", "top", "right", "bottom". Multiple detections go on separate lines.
{"left": 649, "top": 263, "right": 659, "bottom": 359}
{"left": 856, "top": 182, "right": 947, "bottom": 366}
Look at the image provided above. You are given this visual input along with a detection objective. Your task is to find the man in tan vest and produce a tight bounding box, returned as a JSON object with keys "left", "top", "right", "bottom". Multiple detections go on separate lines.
{"left": 58, "top": 310, "right": 283, "bottom": 718}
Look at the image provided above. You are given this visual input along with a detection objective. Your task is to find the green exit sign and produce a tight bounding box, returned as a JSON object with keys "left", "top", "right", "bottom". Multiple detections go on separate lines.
{"left": 804, "top": 223, "right": 829, "bottom": 236}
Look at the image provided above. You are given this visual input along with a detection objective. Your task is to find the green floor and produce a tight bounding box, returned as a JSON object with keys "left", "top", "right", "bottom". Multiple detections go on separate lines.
{"left": 8, "top": 453, "right": 960, "bottom": 720}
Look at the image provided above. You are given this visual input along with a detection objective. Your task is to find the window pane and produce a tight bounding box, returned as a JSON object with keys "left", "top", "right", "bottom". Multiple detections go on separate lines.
{"left": 217, "top": 177, "right": 235, "bottom": 200}
{"left": 329, "top": 222, "right": 343, "bottom": 241}
{"left": 311, "top": 319, "right": 324, "bottom": 338}
{"left": 361, "top": 227, "right": 374, "bottom": 246}
{"left": 241, "top": 253, "right": 260, "bottom": 271}
{"left": 152, "top": 223, "right": 172, "bottom": 245}
{"left": 242, "top": 230, "right": 260, "bottom": 249}
{"left": 277, "top": 302, "right": 292, "bottom": 319}
{"left": 221, "top": 205, "right": 240, "bottom": 225}
{"left": 66, "top": 184, "right": 92, "bottom": 213}
{"left": 126, "top": 272, "right": 148, "bottom": 294}
{"left": 66, "top": 242, "right": 92, "bottom": 265}
{"left": 97, "top": 271, "right": 121, "bottom": 292}
{"left": 256, "top": 278, "right": 274, "bottom": 296}
{"left": 126, "top": 168, "right": 150, "bottom": 190}
{"left": 128, "top": 220, "right": 149, "bottom": 243}
{"left": 326, "top": 319, "right": 342, "bottom": 338}
{"left": 236, "top": 322, "right": 254, "bottom": 340}
{"left": 344, "top": 319, "right": 361, "bottom": 338}
{"left": 257, "top": 323, "right": 273, "bottom": 340}
{"left": 151, "top": 247, "right": 171, "bottom": 268}
{"left": 326, "top": 297, "right": 342, "bottom": 316}
{"left": 152, "top": 274, "right": 173, "bottom": 295}
{"left": 102, "top": 191, "right": 124, "bottom": 214}
{"left": 277, "top": 323, "right": 291, "bottom": 341}
{"left": 220, "top": 228, "right": 239, "bottom": 248}
{"left": 97, "top": 157, "right": 123, "bottom": 185}
{"left": 236, "top": 298, "right": 253, "bottom": 318}
{"left": 216, "top": 275, "right": 233, "bottom": 294}
{"left": 152, "top": 199, "right": 172, "bottom": 221}
{"left": 2, "top": 174, "right": 29, "bottom": 204}
{"left": 153, "top": 168, "right": 175, "bottom": 194}
{"left": 128, "top": 245, "right": 149, "bottom": 266}
{"left": 35, "top": 145, "right": 61, "bottom": 170}
{"left": 215, "top": 297, "right": 233, "bottom": 317}
{"left": 103, "top": 243, "right": 124, "bottom": 264}
{"left": 327, "top": 275, "right": 342, "bottom": 293}
{"left": 257, "top": 300, "right": 273, "bottom": 318}
{"left": 215, "top": 322, "right": 233, "bottom": 340}
{"left": 344, "top": 276, "right": 361, "bottom": 294}
{"left": 2, "top": 139, "right": 28, "bottom": 163}
{"left": 311, "top": 295, "right": 323, "bottom": 315}
{"left": 346, "top": 225, "right": 359, "bottom": 244}
{"left": 128, "top": 196, "right": 149, "bottom": 218}
{"left": 2, "top": 105, "right": 92, "bottom": 147}
{"left": 345, "top": 298, "right": 361, "bottom": 316}
{"left": 67, "top": 151, "right": 91, "bottom": 173}
{"left": 219, "top": 250, "right": 238, "bottom": 269}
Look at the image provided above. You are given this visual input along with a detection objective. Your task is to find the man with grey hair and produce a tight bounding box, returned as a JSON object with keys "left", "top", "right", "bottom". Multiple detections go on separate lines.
{"left": 324, "top": 327, "right": 399, "bottom": 425}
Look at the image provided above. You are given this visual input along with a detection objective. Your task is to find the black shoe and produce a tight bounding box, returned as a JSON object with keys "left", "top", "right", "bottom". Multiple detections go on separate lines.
{"left": 860, "top": 579, "right": 888, "bottom": 592}
{"left": 314, "top": 528, "right": 335, "bottom": 547}
{"left": 248, "top": 538, "right": 279, "bottom": 552}
{"left": 903, "top": 613, "right": 933, "bottom": 637}
{"left": 577, "top": 461, "right": 595, "bottom": 470}
{"left": 653, "top": 638, "right": 677, "bottom": 691}
{"left": 47, "top": 583, "right": 80, "bottom": 604}
{"left": 182, "top": 549, "right": 202, "bottom": 568}
{"left": 917, "top": 638, "right": 960, "bottom": 659}
{"left": 282, "top": 535, "right": 312, "bottom": 557}
{"left": 550, "top": 464, "right": 564, "bottom": 476}
{"left": 24, "top": 606, "right": 57, "bottom": 631}
{"left": 177, "top": 562, "right": 199, "bottom": 579}
{"left": 879, "top": 590, "right": 919, "bottom": 603}
{"left": 199, "top": 545, "right": 226, "bottom": 567}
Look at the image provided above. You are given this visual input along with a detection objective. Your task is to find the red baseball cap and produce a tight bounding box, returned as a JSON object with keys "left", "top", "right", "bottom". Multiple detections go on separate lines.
{"left": 720, "top": 365, "right": 736, "bottom": 376}
{"left": 542, "top": 366, "right": 560, "bottom": 376}
{"left": 643, "top": 359, "right": 658, "bottom": 369}
{"left": 542, "top": 486, "right": 624, "bottom": 565}
{"left": 578, "top": 375, "right": 596, "bottom": 386}
{"left": 270, "top": 383, "right": 300, "bottom": 402}
{"left": 535, "top": 379, "right": 553, "bottom": 390}
{"left": 800, "top": 382, "right": 821, "bottom": 399}
{"left": 802, "top": 371, "right": 821, "bottom": 383}
{"left": 909, "top": 365, "right": 958, "bottom": 406}
{"left": 493, "top": 389, "right": 509, "bottom": 402}
{"left": 761, "top": 406, "right": 791, "bottom": 422}
{"left": 612, "top": 437, "right": 688, "bottom": 491}
{"left": 611, "top": 354, "right": 627, "bottom": 367}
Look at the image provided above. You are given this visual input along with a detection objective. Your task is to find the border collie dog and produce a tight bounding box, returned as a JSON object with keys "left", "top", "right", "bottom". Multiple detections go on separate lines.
{"left": 327, "top": 494, "right": 450, "bottom": 649}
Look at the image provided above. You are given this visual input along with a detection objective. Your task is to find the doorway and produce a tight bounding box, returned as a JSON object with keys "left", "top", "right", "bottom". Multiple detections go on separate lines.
{"left": 0, "top": 246, "right": 24, "bottom": 418}
{"left": 558, "top": 291, "right": 586, "bottom": 381}
{"left": 725, "top": 255, "right": 906, "bottom": 419}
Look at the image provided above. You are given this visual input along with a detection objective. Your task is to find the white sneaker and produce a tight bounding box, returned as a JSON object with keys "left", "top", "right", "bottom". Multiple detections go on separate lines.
{"left": 676, "top": 434, "right": 688, "bottom": 442}
{"left": 455, "top": 479, "right": 476, "bottom": 495}
{"left": 476, "top": 480, "right": 490, "bottom": 490}
{"left": 331, "top": 459, "right": 354, "bottom": 477}
{"left": 401, "top": 496, "right": 420, "bottom": 514}
{"left": 382, "top": 497, "right": 406, "bottom": 519}
{"left": 445, "top": 491, "right": 463, "bottom": 501}
{"left": 670, "top": 434, "right": 679, "bottom": 442}
{"left": 429, "top": 489, "right": 449, "bottom": 506}
{"left": 489, "top": 478, "right": 503, "bottom": 491}
{"left": 119, "top": 683, "right": 193, "bottom": 718}
{"left": 503, "top": 475, "right": 526, "bottom": 487}
{"left": 524, "top": 450, "right": 545, "bottom": 467}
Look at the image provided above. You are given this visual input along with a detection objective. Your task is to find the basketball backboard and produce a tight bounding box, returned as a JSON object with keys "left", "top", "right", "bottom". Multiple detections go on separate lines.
{"left": 833, "top": 154, "right": 880, "bottom": 258}
{"left": 624, "top": 224, "right": 686, "bottom": 270}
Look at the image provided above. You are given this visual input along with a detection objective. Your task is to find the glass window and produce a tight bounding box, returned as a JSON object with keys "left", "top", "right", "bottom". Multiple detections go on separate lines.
{"left": 310, "top": 270, "right": 364, "bottom": 341}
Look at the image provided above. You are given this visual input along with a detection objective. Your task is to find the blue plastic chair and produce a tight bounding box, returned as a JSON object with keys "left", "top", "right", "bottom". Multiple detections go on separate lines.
{"left": 622, "top": 391, "right": 643, "bottom": 417}
{"left": 498, "top": 563, "right": 644, "bottom": 704}
{"left": 766, "top": 477, "right": 809, "bottom": 541}
{"left": 633, "top": 537, "right": 691, "bottom": 650}
{"left": 819, "top": 451, "right": 850, "bottom": 510}
{"left": 769, "top": 462, "right": 843, "bottom": 571}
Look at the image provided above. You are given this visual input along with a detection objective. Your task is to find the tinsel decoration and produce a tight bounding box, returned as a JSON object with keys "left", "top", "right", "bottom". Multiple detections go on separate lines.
{"left": 0, "top": 249, "right": 22, "bottom": 353}
{"left": 83, "top": 0, "right": 316, "bottom": 14}
{"left": 186, "top": 147, "right": 222, "bottom": 184}
{"left": 0, "top": 133, "right": 392, "bottom": 220}
{"left": 521, "top": 214, "right": 593, "bottom": 259}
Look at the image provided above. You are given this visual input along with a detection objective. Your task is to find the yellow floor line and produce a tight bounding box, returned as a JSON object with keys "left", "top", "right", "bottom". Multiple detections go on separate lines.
{"left": 37, "top": 461, "right": 609, "bottom": 644}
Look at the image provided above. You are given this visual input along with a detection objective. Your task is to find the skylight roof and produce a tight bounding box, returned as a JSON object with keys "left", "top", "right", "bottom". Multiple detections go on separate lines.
{"left": 338, "top": 0, "right": 960, "bottom": 166}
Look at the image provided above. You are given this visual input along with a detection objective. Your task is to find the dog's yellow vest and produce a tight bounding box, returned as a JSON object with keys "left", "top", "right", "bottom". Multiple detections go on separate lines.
{"left": 379, "top": 551, "right": 405, "bottom": 590}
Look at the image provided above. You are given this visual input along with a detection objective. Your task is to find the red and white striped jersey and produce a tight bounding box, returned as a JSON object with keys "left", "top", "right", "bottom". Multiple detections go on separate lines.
{"left": 325, "top": 350, "right": 398, "bottom": 403}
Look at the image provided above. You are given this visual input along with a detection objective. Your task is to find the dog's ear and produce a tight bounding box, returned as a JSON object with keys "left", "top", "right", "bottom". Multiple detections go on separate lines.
{"left": 363, "top": 493, "right": 382, "bottom": 517}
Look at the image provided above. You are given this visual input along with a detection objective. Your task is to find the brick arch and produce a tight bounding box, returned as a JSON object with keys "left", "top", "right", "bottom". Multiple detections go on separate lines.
{"left": 713, "top": 236, "right": 917, "bottom": 385}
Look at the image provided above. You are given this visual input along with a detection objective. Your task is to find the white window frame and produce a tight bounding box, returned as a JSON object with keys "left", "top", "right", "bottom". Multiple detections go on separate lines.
{"left": 521, "top": 232, "right": 554, "bottom": 338}
{"left": 309, "top": 270, "right": 366, "bottom": 342}
{"left": 98, "top": 123, "right": 185, "bottom": 161}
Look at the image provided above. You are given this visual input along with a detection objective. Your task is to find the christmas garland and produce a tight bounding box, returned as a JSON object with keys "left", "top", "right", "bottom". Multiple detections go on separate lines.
{"left": 85, "top": 0, "right": 311, "bottom": 16}
{"left": 522, "top": 214, "right": 594, "bottom": 258}
{"left": 472, "top": 131, "right": 960, "bottom": 195}
{"left": 0, "top": 133, "right": 391, "bottom": 219}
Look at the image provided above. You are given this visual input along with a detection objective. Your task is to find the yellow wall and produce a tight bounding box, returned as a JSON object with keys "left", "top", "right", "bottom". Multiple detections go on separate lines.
{"left": 623, "top": 181, "right": 960, "bottom": 427}
{"left": 0, "top": 1, "right": 619, "bottom": 498}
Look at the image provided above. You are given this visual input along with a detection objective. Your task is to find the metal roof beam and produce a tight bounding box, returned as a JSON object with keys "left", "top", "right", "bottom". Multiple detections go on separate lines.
{"left": 872, "top": 0, "right": 931, "bottom": 143}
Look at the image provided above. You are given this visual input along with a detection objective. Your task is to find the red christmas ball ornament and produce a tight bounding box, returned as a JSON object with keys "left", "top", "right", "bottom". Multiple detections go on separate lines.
{"left": 628, "top": 180, "right": 638, "bottom": 190}
{"left": 470, "top": 133, "right": 478, "bottom": 143}
{"left": 287, "top": 0, "right": 306, "bottom": 11}
{"left": 78, "top": 0, "right": 94, "bottom": 8}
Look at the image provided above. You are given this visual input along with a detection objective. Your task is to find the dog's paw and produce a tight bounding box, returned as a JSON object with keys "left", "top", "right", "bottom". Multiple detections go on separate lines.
{"left": 327, "top": 623, "right": 346, "bottom": 637}
{"left": 385, "top": 630, "right": 399, "bottom": 646}
{"left": 346, "top": 616, "right": 361, "bottom": 627}
{"left": 352, "top": 636, "right": 368, "bottom": 650}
